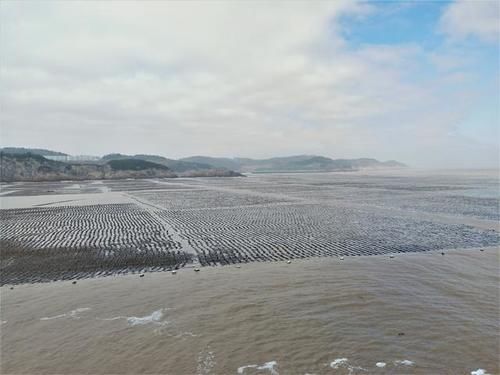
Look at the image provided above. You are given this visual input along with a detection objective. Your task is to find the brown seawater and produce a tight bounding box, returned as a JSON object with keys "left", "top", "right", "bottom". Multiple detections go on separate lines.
{"left": 1, "top": 248, "right": 498, "bottom": 375}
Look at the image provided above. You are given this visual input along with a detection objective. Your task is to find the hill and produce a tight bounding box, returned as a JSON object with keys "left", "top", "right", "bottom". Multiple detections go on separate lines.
{"left": 0, "top": 147, "right": 406, "bottom": 180}
{"left": 101, "top": 153, "right": 212, "bottom": 172}
{"left": 181, "top": 156, "right": 242, "bottom": 171}
{"left": 0, "top": 153, "right": 176, "bottom": 182}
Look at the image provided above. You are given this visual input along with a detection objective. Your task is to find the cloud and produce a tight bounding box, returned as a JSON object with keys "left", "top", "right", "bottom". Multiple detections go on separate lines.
{"left": 0, "top": 1, "right": 498, "bottom": 168}
{"left": 440, "top": 0, "right": 500, "bottom": 42}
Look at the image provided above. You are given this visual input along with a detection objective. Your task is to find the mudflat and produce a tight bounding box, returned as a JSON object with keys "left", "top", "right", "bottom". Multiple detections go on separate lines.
{"left": 1, "top": 170, "right": 498, "bottom": 285}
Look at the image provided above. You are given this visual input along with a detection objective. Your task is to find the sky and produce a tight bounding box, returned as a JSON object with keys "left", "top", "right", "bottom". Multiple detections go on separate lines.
{"left": 0, "top": 0, "right": 499, "bottom": 168}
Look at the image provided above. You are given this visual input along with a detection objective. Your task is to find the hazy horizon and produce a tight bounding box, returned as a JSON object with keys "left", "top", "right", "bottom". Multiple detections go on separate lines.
{"left": 1, "top": 1, "right": 499, "bottom": 168}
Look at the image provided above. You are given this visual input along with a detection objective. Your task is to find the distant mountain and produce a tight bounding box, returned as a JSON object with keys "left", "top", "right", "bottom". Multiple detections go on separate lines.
{"left": 177, "top": 156, "right": 242, "bottom": 171}
{"left": 379, "top": 160, "right": 406, "bottom": 168}
{"left": 0, "top": 153, "right": 176, "bottom": 182}
{"left": 331, "top": 158, "right": 407, "bottom": 170}
{"left": 179, "top": 155, "right": 407, "bottom": 172}
{"left": 0, "top": 147, "right": 68, "bottom": 157}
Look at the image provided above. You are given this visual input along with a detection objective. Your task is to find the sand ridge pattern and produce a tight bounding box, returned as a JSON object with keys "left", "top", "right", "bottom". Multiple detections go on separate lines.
{"left": 155, "top": 203, "right": 499, "bottom": 266}
{"left": 0, "top": 203, "right": 192, "bottom": 285}
{"left": 0, "top": 172, "right": 499, "bottom": 284}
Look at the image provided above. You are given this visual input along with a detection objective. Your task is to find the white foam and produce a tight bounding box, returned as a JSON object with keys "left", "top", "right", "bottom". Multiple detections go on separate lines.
{"left": 258, "top": 361, "right": 278, "bottom": 375}
{"left": 97, "top": 316, "right": 124, "bottom": 321}
{"left": 97, "top": 308, "right": 169, "bottom": 331}
{"left": 375, "top": 362, "right": 386, "bottom": 368}
{"left": 238, "top": 364, "right": 257, "bottom": 374}
{"left": 40, "top": 307, "right": 91, "bottom": 321}
{"left": 69, "top": 307, "right": 91, "bottom": 319}
{"left": 127, "top": 309, "right": 164, "bottom": 326}
{"left": 40, "top": 314, "right": 67, "bottom": 321}
{"left": 330, "top": 358, "right": 348, "bottom": 369}
{"left": 174, "top": 331, "right": 198, "bottom": 338}
{"left": 238, "top": 361, "right": 278, "bottom": 375}
{"left": 328, "top": 358, "right": 366, "bottom": 374}
{"left": 395, "top": 359, "right": 414, "bottom": 366}
{"left": 471, "top": 369, "right": 490, "bottom": 375}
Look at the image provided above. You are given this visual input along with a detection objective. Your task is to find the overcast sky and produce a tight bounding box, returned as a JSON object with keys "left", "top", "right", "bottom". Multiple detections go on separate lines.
{"left": 1, "top": 0, "right": 499, "bottom": 168}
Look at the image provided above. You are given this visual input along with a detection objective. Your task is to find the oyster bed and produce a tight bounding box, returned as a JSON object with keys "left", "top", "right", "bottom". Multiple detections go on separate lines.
{"left": 1, "top": 171, "right": 498, "bottom": 284}
{"left": 0, "top": 203, "right": 190, "bottom": 285}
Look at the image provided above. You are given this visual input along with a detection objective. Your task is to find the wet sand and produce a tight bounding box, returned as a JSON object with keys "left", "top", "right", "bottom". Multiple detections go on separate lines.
{"left": 1, "top": 247, "right": 499, "bottom": 374}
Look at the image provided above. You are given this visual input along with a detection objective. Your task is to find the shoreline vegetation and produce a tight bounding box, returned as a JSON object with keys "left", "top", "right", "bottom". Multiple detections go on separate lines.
{"left": 0, "top": 147, "right": 406, "bottom": 182}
